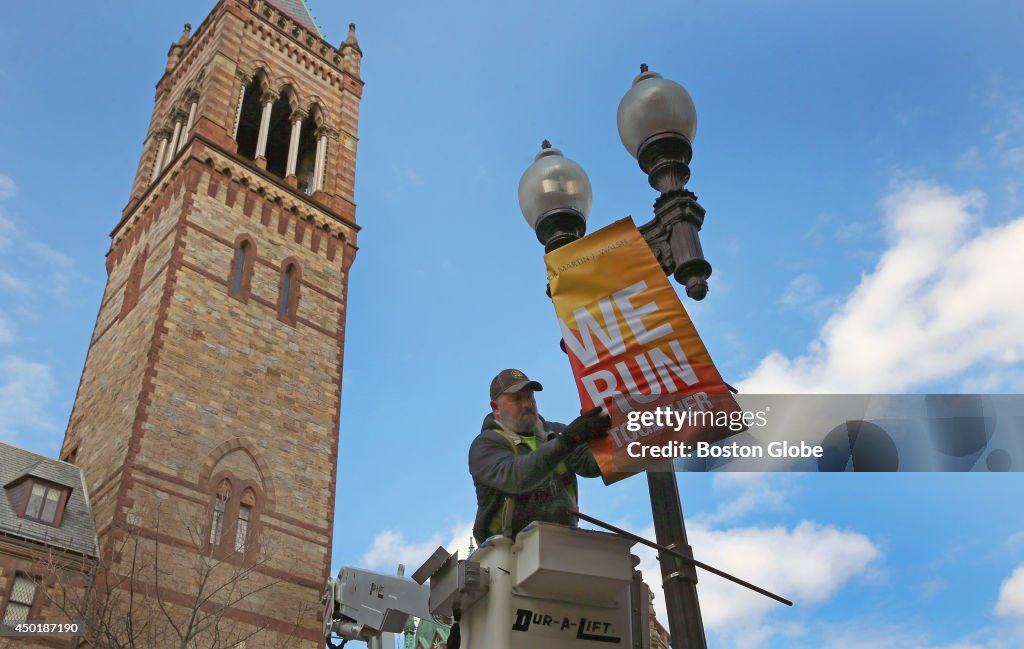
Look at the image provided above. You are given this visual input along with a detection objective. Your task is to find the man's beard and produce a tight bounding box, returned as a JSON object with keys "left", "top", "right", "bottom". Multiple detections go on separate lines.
{"left": 499, "top": 409, "right": 537, "bottom": 434}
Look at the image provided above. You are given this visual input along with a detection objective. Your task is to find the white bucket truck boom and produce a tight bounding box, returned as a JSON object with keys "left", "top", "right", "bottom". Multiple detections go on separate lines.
{"left": 323, "top": 523, "right": 651, "bottom": 649}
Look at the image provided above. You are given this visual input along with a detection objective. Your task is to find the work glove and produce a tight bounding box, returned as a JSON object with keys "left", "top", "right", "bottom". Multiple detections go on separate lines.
{"left": 559, "top": 407, "right": 611, "bottom": 446}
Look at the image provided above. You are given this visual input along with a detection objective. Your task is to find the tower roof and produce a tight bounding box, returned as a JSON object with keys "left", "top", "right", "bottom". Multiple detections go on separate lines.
{"left": 266, "top": 0, "right": 321, "bottom": 38}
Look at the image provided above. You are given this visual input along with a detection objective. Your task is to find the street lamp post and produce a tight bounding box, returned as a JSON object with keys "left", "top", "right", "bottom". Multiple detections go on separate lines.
{"left": 518, "top": 65, "right": 713, "bottom": 649}
{"left": 517, "top": 140, "right": 593, "bottom": 254}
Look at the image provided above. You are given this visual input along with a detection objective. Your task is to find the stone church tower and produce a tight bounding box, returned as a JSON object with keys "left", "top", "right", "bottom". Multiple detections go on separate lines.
{"left": 60, "top": 1, "right": 361, "bottom": 646}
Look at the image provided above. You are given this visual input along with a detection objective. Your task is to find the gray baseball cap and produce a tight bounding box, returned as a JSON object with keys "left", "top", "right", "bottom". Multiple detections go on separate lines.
{"left": 489, "top": 368, "right": 544, "bottom": 401}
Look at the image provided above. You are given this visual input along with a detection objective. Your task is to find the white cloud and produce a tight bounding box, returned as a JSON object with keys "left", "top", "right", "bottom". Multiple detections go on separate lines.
{"left": 781, "top": 274, "right": 822, "bottom": 308}
{"left": 0, "top": 213, "right": 15, "bottom": 250}
{"left": 362, "top": 521, "right": 475, "bottom": 574}
{"left": 995, "top": 564, "right": 1024, "bottom": 618}
{"left": 697, "top": 473, "right": 792, "bottom": 526}
{"left": 957, "top": 146, "right": 983, "bottom": 171}
{"left": 0, "top": 173, "right": 15, "bottom": 201}
{"left": 1002, "top": 147, "right": 1024, "bottom": 167}
{"left": 990, "top": 101, "right": 1024, "bottom": 157}
{"left": 699, "top": 522, "right": 878, "bottom": 623}
{"left": 633, "top": 519, "right": 879, "bottom": 648}
{"left": 780, "top": 273, "right": 838, "bottom": 323}
{"left": 959, "top": 369, "right": 1024, "bottom": 393}
{"left": 814, "top": 623, "right": 988, "bottom": 649}
{"left": 0, "top": 202, "right": 82, "bottom": 303}
{"left": 0, "top": 271, "right": 28, "bottom": 294}
{"left": 806, "top": 212, "right": 876, "bottom": 248}
{"left": 25, "top": 240, "right": 78, "bottom": 300}
{"left": 741, "top": 181, "right": 1024, "bottom": 393}
{"left": 920, "top": 577, "right": 947, "bottom": 601}
{"left": 1004, "top": 531, "right": 1024, "bottom": 553}
{"left": 0, "top": 311, "right": 13, "bottom": 343}
{"left": 404, "top": 169, "right": 424, "bottom": 186}
{"left": 0, "top": 356, "right": 59, "bottom": 442}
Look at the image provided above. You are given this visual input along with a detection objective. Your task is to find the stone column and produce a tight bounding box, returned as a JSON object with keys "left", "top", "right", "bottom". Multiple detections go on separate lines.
{"left": 285, "top": 110, "right": 307, "bottom": 180}
{"left": 313, "top": 129, "right": 329, "bottom": 193}
{"left": 178, "top": 98, "right": 198, "bottom": 152}
{"left": 254, "top": 91, "right": 278, "bottom": 167}
{"left": 231, "top": 76, "right": 249, "bottom": 140}
{"left": 164, "top": 117, "right": 184, "bottom": 169}
{"left": 151, "top": 128, "right": 172, "bottom": 182}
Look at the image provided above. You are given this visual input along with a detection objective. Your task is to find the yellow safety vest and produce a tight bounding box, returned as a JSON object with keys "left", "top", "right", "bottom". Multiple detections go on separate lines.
{"left": 487, "top": 428, "right": 576, "bottom": 537}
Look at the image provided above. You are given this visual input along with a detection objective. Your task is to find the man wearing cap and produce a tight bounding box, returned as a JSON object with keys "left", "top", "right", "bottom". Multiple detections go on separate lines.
{"left": 469, "top": 368, "right": 611, "bottom": 544}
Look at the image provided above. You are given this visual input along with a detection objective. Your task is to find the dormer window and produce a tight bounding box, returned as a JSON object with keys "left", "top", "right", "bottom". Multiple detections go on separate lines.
{"left": 20, "top": 480, "right": 68, "bottom": 526}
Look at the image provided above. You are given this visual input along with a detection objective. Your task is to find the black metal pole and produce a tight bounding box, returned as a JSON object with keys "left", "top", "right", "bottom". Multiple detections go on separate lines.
{"left": 648, "top": 468, "right": 707, "bottom": 649}
{"left": 631, "top": 121, "right": 715, "bottom": 647}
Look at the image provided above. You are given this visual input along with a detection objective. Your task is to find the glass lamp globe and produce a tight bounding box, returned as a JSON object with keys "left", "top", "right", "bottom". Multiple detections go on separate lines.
{"left": 518, "top": 142, "right": 592, "bottom": 231}
{"left": 617, "top": 66, "right": 697, "bottom": 160}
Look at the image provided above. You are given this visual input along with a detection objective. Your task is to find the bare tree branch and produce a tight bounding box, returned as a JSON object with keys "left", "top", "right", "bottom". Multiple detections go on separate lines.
{"left": 36, "top": 505, "right": 310, "bottom": 649}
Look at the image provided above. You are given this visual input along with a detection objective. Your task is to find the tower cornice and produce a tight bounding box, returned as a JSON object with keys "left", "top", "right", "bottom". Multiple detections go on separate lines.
{"left": 158, "top": 0, "right": 362, "bottom": 95}
{"left": 113, "top": 134, "right": 359, "bottom": 247}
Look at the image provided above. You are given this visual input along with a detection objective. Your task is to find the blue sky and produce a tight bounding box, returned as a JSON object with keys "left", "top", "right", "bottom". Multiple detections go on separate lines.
{"left": 2, "top": 1, "right": 1023, "bottom": 647}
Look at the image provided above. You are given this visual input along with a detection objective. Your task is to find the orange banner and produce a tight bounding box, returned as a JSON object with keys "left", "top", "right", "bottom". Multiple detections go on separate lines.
{"left": 546, "top": 218, "right": 742, "bottom": 483}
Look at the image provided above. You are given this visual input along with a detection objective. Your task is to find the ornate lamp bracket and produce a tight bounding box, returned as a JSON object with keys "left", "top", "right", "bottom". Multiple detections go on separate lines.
{"left": 639, "top": 188, "right": 711, "bottom": 299}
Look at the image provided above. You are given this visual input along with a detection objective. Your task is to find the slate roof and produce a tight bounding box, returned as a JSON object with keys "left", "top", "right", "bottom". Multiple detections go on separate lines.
{"left": 266, "top": 0, "right": 321, "bottom": 38}
{"left": 0, "top": 442, "right": 98, "bottom": 558}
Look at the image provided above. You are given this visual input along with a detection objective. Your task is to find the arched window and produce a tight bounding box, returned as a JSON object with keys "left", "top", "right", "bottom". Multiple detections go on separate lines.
{"left": 295, "top": 109, "right": 318, "bottom": 194}
{"left": 209, "top": 478, "right": 232, "bottom": 546}
{"left": 235, "top": 76, "right": 266, "bottom": 161}
{"left": 236, "top": 488, "right": 256, "bottom": 553}
{"left": 264, "top": 92, "right": 293, "bottom": 178}
{"left": 228, "top": 237, "right": 256, "bottom": 300}
{"left": 230, "top": 242, "right": 248, "bottom": 291}
{"left": 278, "top": 260, "right": 300, "bottom": 324}
{"left": 279, "top": 265, "right": 293, "bottom": 313}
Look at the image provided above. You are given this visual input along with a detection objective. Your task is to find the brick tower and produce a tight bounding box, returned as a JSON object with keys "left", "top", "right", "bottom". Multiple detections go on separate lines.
{"left": 60, "top": 1, "right": 361, "bottom": 646}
